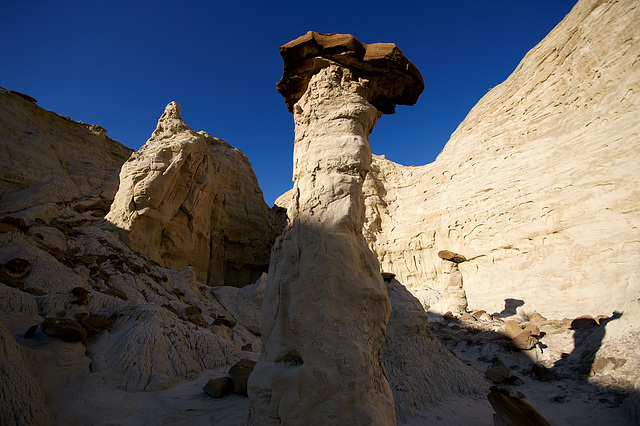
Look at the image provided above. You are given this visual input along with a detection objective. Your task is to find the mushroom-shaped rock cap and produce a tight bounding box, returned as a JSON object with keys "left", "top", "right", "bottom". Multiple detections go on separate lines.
{"left": 277, "top": 31, "right": 425, "bottom": 114}
{"left": 438, "top": 250, "right": 467, "bottom": 263}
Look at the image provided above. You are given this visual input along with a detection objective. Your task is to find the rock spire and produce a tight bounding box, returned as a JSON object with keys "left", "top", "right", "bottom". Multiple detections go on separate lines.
{"left": 105, "top": 102, "right": 282, "bottom": 287}
{"left": 248, "top": 33, "right": 424, "bottom": 425}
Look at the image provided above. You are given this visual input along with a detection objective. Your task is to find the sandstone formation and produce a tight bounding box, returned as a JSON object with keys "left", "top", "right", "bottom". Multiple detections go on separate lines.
{"left": 0, "top": 86, "right": 132, "bottom": 223}
{"left": 435, "top": 249, "right": 468, "bottom": 314}
{"left": 105, "top": 102, "right": 282, "bottom": 287}
{"left": 0, "top": 91, "right": 265, "bottom": 423}
{"left": 358, "top": 0, "right": 640, "bottom": 323}
{"left": 248, "top": 33, "right": 424, "bottom": 425}
{"left": 277, "top": 31, "right": 424, "bottom": 114}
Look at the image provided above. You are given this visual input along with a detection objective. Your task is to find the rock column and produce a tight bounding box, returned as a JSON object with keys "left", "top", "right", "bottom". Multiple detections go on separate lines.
{"left": 248, "top": 32, "right": 424, "bottom": 425}
{"left": 438, "top": 250, "right": 469, "bottom": 314}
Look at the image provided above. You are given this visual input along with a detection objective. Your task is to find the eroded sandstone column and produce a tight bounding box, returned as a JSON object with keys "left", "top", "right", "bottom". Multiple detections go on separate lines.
{"left": 248, "top": 32, "right": 424, "bottom": 425}
{"left": 438, "top": 250, "right": 469, "bottom": 314}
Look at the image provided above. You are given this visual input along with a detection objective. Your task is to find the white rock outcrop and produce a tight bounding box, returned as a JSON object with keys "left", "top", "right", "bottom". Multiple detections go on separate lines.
{"left": 105, "top": 102, "right": 282, "bottom": 287}
{"left": 249, "top": 32, "right": 424, "bottom": 425}
{"left": 0, "top": 87, "right": 132, "bottom": 224}
{"left": 360, "top": 0, "right": 640, "bottom": 320}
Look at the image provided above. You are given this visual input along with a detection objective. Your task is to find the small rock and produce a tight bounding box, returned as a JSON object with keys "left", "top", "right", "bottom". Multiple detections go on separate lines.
{"left": 471, "top": 310, "right": 487, "bottom": 321}
{"left": 23, "top": 287, "right": 46, "bottom": 296}
{"left": 0, "top": 216, "right": 29, "bottom": 233}
{"left": 551, "top": 395, "right": 567, "bottom": 403}
{"left": 485, "top": 358, "right": 511, "bottom": 384}
{"left": 162, "top": 304, "right": 178, "bottom": 315}
{"left": 109, "top": 288, "right": 127, "bottom": 300}
{"left": 72, "top": 287, "right": 90, "bottom": 305}
{"left": 242, "top": 343, "right": 253, "bottom": 352}
{"left": 214, "top": 316, "right": 237, "bottom": 328}
{"left": 185, "top": 305, "right": 202, "bottom": 316}
{"left": 229, "top": 359, "right": 257, "bottom": 395}
{"left": 531, "top": 362, "right": 553, "bottom": 382}
{"left": 522, "top": 323, "right": 541, "bottom": 337}
{"left": 504, "top": 320, "right": 523, "bottom": 339}
{"left": 505, "top": 375, "right": 524, "bottom": 386}
{"left": 187, "top": 314, "right": 208, "bottom": 327}
{"left": 459, "top": 312, "right": 476, "bottom": 324}
{"left": 443, "top": 311, "right": 456, "bottom": 320}
{"left": 0, "top": 269, "right": 23, "bottom": 288}
{"left": 78, "top": 255, "right": 95, "bottom": 266}
{"left": 173, "top": 288, "right": 185, "bottom": 297}
{"left": 41, "top": 317, "right": 87, "bottom": 342}
{"left": 3, "top": 258, "right": 31, "bottom": 275}
{"left": 511, "top": 331, "right": 538, "bottom": 350}
{"left": 529, "top": 312, "right": 547, "bottom": 322}
{"left": 203, "top": 377, "right": 233, "bottom": 398}
{"left": 24, "top": 324, "right": 39, "bottom": 339}
{"left": 79, "top": 315, "right": 114, "bottom": 336}
{"left": 487, "top": 386, "right": 550, "bottom": 426}
{"left": 437, "top": 250, "right": 467, "bottom": 263}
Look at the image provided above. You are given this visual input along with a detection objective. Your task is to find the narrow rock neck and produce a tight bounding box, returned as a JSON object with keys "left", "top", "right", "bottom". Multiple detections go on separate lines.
{"left": 290, "top": 64, "right": 381, "bottom": 232}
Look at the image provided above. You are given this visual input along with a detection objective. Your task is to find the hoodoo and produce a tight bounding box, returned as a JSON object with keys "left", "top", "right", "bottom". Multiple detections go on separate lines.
{"left": 248, "top": 32, "right": 424, "bottom": 425}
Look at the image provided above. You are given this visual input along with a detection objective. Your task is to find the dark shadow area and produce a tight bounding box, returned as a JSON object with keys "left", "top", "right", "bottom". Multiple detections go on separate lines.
{"left": 552, "top": 312, "right": 623, "bottom": 379}
{"left": 493, "top": 298, "right": 525, "bottom": 318}
{"left": 415, "top": 293, "right": 634, "bottom": 424}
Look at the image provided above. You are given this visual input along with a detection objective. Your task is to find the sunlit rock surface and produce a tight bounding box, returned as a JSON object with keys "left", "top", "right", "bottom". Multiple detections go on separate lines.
{"left": 105, "top": 102, "right": 282, "bottom": 287}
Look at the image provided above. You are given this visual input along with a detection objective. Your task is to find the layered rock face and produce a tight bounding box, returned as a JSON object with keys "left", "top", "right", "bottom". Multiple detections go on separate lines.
{"left": 0, "top": 87, "right": 132, "bottom": 223}
{"left": 248, "top": 32, "right": 424, "bottom": 425}
{"left": 362, "top": 0, "right": 640, "bottom": 320}
{"left": 105, "top": 102, "right": 282, "bottom": 287}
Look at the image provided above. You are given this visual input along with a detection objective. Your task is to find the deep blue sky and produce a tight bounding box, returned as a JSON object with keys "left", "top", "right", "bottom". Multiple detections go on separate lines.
{"left": 1, "top": 0, "right": 577, "bottom": 205}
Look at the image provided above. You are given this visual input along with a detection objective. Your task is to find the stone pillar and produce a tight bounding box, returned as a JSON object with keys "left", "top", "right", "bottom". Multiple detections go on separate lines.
{"left": 438, "top": 250, "right": 468, "bottom": 314}
{"left": 248, "top": 32, "right": 424, "bottom": 425}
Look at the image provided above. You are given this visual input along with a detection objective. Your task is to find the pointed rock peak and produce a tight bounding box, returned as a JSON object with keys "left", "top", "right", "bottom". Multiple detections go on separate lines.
{"left": 151, "top": 101, "right": 193, "bottom": 138}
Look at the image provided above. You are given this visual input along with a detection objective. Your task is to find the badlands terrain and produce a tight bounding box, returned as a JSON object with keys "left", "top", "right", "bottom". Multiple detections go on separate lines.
{"left": 1, "top": 0, "right": 639, "bottom": 424}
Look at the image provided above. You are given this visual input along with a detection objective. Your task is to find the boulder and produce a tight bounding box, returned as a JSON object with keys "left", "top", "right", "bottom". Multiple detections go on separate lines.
{"left": 228, "top": 359, "right": 256, "bottom": 395}
{"left": 41, "top": 317, "right": 87, "bottom": 342}
{"left": 488, "top": 386, "right": 550, "bottom": 426}
{"left": 531, "top": 362, "right": 554, "bottom": 382}
{"left": 511, "top": 331, "right": 538, "bottom": 351}
{"left": 485, "top": 358, "right": 511, "bottom": 384}
{"left": 203, "top": 377, "right": 233, "bottom": 398}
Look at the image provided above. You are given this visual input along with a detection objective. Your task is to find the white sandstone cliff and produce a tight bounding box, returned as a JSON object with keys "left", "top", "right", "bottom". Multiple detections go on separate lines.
{"left": 361, "top": 0, "right": 640, "bottom": 323}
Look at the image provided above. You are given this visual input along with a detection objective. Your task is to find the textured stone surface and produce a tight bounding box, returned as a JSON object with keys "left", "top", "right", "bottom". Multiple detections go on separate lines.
{"left": 105, "top": 102, "right": 282, "bottom": 287}
{"left": 41, "top": 317, "right": 87, "bottom": 342}
{"left": 383, "top": 279, "right": 487, "bottom": 422}
{"left": 488, "top": 386, "right": 550, "bottom": 426}
{"left": 0, "top": 86, "right": 132, "bottom": 222}
{"left": 0, "top": 321, "right": 49, "bottom": 425}
{"left": 359, "top": 0, "right": 640, "bottom": 322}
{"left": 249, "top": 33, "right": 426, "bottom": 423}
{"left": 229, "top": 358, "right": 256, "bottom": 396}
{"left": 203, "top": 376, "right": 233, "bottom": 398}
{"left": 277, "top": 31, "right": 424, "bottom": 114}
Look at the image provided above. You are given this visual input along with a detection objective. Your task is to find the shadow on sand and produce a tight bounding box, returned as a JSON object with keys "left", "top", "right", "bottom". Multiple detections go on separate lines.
{"left": 409, "top": 291, "right": 634, "bottom": 425}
